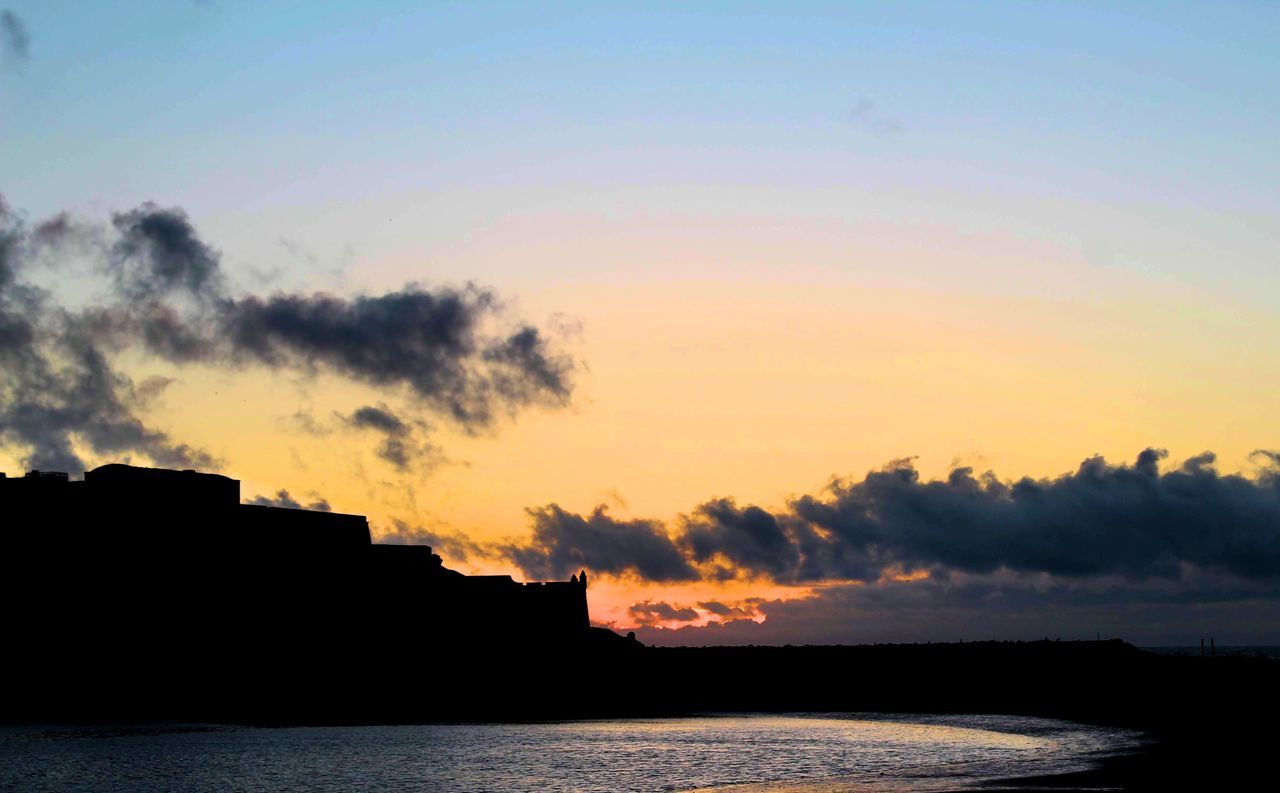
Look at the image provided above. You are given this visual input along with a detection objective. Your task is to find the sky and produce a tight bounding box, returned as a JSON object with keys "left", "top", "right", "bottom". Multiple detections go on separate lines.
{"left": 2, "top": 1, "right": 1279, "bottom": 644}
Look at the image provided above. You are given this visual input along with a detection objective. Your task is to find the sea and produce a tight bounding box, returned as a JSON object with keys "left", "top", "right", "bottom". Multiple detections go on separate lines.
{"left": 0, "top": 713, "right": 1142, "bottom": 792}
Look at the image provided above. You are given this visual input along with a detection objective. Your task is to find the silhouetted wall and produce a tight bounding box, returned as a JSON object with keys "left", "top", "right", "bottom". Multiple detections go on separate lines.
{"left": 0, "top": 463, "right": 591, "bottom": 706}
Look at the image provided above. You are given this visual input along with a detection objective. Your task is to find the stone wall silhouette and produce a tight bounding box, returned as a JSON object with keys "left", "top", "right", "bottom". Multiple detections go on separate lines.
{"left": 1, "top": 464, "right": 593, "bottom": 721}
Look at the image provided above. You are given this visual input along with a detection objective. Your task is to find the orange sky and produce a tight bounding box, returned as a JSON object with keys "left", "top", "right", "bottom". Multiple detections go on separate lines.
{"left": 6, "top": 265, "right": 1272, "bottom": 631}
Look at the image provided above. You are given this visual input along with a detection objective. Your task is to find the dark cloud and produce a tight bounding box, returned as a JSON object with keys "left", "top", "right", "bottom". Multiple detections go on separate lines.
{"left": 0, "top": 195, "right": 22, "bottom": 292}
{"left": 342, "top": 403, "right": 439, "bottom": 471}
{"left": 1, "top": 10, "right": 29, "bottom": 68}
{"left": 0, "top": 201, "right": 217, "bottom": 473}
{"left": 482, "top": 326, "right": 574, "bottom": 407}
{"left": 110, "top": 204, "right": 226, "bottom": 303}
{"left": 377, "top": 520, "right": 489, "bottom": 565}
{"left": 698, "top": 600, "right": 758, "bottom": 619}
{"left": 628, "top": 601, "right": 698, "bottom": 625}
{"left": 0, "top": 197, "right": 576, "bottom": 473}
{"left": 503, "top": 505, "right": 697, "bottom": 582}
{"left": 681, "top": 498, "right": 799, "bottom": 580}
{"left": 783, "top": 451, "right": 1280, "bottom": 583}
{"left": 635, "top": 573, "right": 1280, "bottom": 647}
{"left": 499, "top": 450, "right": 1280, "bottom": 595}
{"left": 221, "top": 287, "right": 573, "bottom": 427}
{"left": 247, "top": 489, "right": 331, "bottom": 512}
{"left": 487, "top": 450, "right": 1280, "bottom": 643}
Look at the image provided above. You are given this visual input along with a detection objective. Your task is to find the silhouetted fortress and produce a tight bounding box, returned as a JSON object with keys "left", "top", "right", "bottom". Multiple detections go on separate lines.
{"left": 1, "top": 465, "right": 590, "bottom": 687}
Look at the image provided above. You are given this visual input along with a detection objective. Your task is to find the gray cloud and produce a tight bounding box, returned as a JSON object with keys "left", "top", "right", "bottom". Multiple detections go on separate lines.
{"left": 628, "top": 601, "right": 698, "bottom": 625}
{"left": 247, "top": 489, "right": 331, "bottom": 512}
{"left": 682, "top": 498, "right": 799, "bottom": 580}
{"left": 0, "top": 197, "right": 577, "bottom": 473}
{"left": 284, "top": 409, "right": 332, "bottom": 437}
{"left": 222, "top": 289, "right": 573, "bottom": 428}
{"left": 503, "top": 504, "right": 698, "bottom": 582}
{"left": 0, "top": 201, "right": 218, "bottom": 472}
{"left": 509, "top": 450, "right": 1280, "bottom": 586}
{"left": 343, "top": 403, "right": 440, "bottom": 471}
{"left": 698, "top": 600, "right": 758, "bottom": 619}
{"left": 1, "top": 10, "right": 29, "bottom": 68}
{"left": 782, "top": 450, "right": 1280, "bottom": 583}
{"left": 488, "top": 449, "right": 1280, "bottom": 642}
{"left": 110, "top": 204, "right": 226, "bottom": 304}
{"left": 348, "top": 405, "right": 407, "bottom": 435}
{"left": 377, "top": 519, "right": 490, "bottom": 565}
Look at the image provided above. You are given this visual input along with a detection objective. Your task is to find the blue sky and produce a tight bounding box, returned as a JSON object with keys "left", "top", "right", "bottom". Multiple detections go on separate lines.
{"left": 4, "top": 1, "right": 1277, "bottom": 297}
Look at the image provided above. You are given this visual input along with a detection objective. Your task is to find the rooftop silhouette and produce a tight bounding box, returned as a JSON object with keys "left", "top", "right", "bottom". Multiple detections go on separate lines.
{"left": 2, "top": 464, "right": 590, "bottom": 641}
{"left": 2, "top": 463, "right": 619, "bottom": 723}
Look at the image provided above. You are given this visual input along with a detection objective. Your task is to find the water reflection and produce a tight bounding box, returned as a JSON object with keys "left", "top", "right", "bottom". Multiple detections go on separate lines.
{"left": 0, "top": 714, "right": 1141, "bottom": 792}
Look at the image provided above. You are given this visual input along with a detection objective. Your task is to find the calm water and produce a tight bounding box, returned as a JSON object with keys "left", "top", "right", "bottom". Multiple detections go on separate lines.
{"left": 0, "top": 714, "right": 1141, "bottom": 792}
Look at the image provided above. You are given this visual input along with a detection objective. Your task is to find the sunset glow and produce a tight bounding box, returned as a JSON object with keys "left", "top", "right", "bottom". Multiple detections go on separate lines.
{"left": 3, "top": 0, "right": 1278, "bottom": 646}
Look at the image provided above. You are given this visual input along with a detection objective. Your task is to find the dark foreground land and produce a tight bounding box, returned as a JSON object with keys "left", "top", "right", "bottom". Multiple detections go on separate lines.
{"left": 8, "top": 635, "right": 1276, "bottom": 790}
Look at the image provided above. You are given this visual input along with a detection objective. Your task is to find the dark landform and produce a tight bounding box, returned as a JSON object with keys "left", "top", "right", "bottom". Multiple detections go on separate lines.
{"left": 3, "top": 465, "right": 1275, "bottom": 790}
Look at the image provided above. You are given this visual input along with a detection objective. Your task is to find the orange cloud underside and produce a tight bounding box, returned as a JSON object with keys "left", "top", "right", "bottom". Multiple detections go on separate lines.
{"left": 588, "top": 578, "right": 804, "bottom": 631}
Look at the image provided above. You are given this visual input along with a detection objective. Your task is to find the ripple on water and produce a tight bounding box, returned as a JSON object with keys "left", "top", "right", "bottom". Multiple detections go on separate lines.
{"left": 0, "top": 713, "right": 1143, "bottom": 793}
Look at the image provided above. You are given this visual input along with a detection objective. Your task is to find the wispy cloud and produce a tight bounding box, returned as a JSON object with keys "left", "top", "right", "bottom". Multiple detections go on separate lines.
{"left": 1, "top": 10, "right": 29, "bottom": 71}
{"left": 342, "top": 403, "right": 443, "bottom": 472}
{"left": 850, "top": 96, "right": 902, "bottom": 135}
{"left": 246, "top": 489, "right": 331, "bottom": 512}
